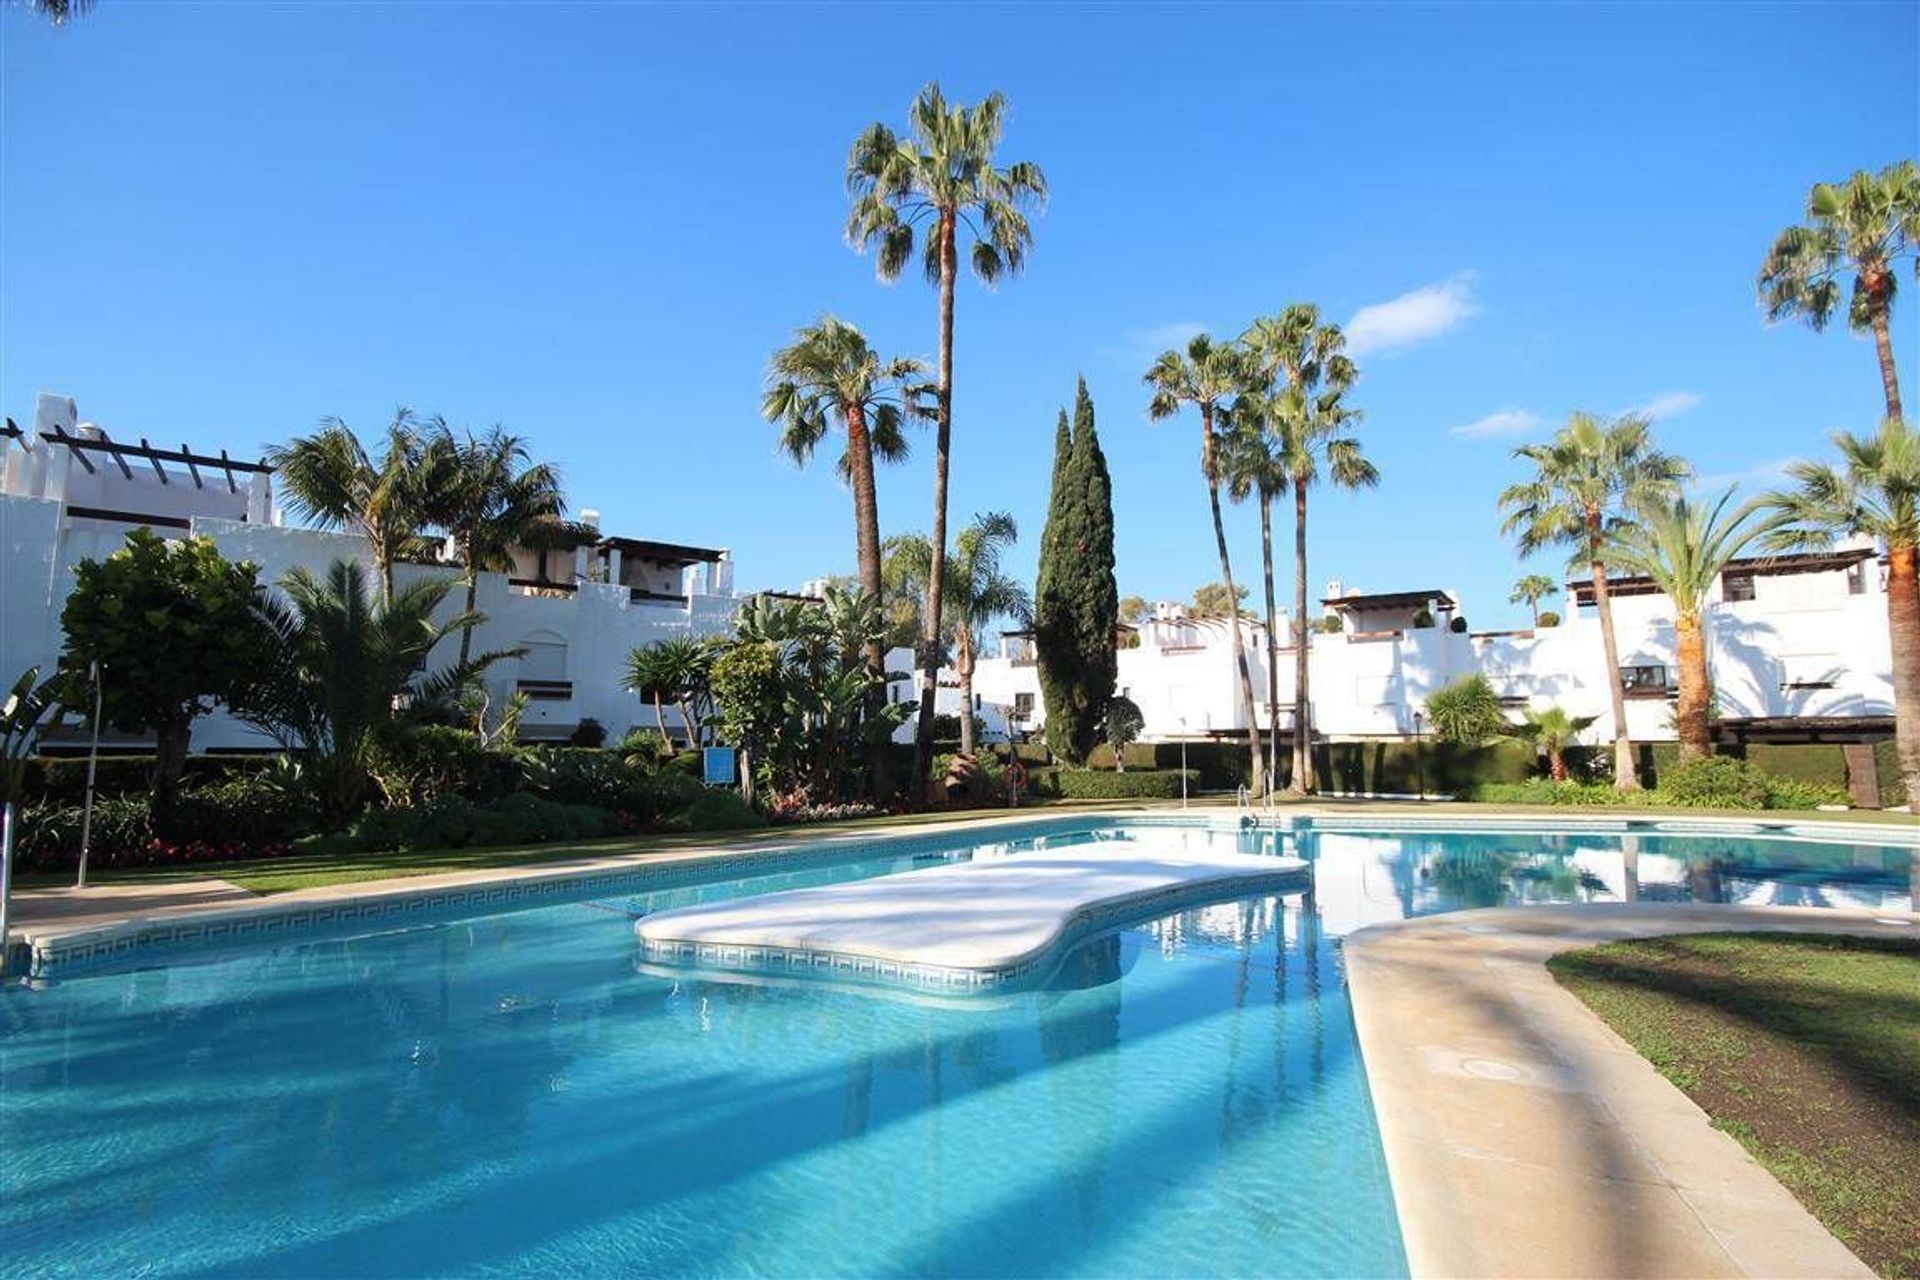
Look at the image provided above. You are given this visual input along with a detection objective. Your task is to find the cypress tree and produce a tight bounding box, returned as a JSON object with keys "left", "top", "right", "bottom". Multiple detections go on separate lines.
{"left": 1035, "top": 378, "right": 1119, "bottom": 764}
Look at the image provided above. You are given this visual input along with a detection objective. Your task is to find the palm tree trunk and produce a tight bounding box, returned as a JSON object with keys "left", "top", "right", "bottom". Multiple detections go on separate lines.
{"left": 1200, "top": 405, "right": 1266, "bottom": 796}
{"left": 1674, "top": 610, "right": 1711, "bottom": 759}
{"left": 1871, "top": 299, "right": 1904, "bottom": 423}
{"left": 957, "top": 629, "right": 976, "bottom": 758}
{"left": 910, "top": 209, "right": 958, "bottom": 808}
{"left": 652, "top": 690, "right": 667, "bottom": 740}
{"left": 1588, "top": 514, "right": 1640, "bottom": 790}
{"left": 1291, "top": 480, "right": 1313, "bottom": 794}
{"left": 1548, "top": 743, "right": 1568, "bottom": 782}
{"left": 1259, "top": 490, "right": 1281, "bottom": 788}
{"left": 458, "top": 534, "right": 478, "bottom": 667}
{"left": 845, "top": 399, "right": 892, "bottom": 801}
{"left": 1885, "top": 544, "right": 1920, "bottom": 810}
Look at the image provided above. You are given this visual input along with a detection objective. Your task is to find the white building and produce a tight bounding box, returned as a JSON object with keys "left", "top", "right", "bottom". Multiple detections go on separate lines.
{"left": 2, "top": 394, "right": 742, "bottom": 751}
{"left": 941, "top": 556, "right": 1894, "bottom": 752}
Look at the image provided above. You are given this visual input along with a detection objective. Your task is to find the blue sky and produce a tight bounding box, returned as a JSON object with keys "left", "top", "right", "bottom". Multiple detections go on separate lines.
{"left": 3, "top": 2, "right": 1915, "bottom": 628}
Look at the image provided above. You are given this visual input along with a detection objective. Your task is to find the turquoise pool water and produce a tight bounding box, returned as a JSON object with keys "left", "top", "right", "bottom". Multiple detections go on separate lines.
{"left": 2, "top": 821, "right": 1912, "bottom": 1277}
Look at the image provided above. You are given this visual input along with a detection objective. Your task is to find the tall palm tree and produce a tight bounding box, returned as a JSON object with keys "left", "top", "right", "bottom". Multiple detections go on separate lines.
{"left": 1763, "top": 418, "right": 1920, "bottom": 808}
{"left": 1218, "top": 404, "right": 1290, "bottom": 784}
{"left": 761, "top": 315, "right": 928, "bottom": 683}
{"left": 1509, "top": 574, "right": 1559, "bottom": 626}
{"left": 1603, "top": 490, "right": 1779, "bottom": 758}
{"left": 29, "top": 0, "right": 91, "bottom": 23}
{"left": 1242, "top": 307, "right": 1374, "bottom": 795}
{"left": 1758, "top": 160, "right": 1919, "bottom": 423}
{"left": 419, "top": 424, "right": 571, "bottom": 666}
{"left": 1145, "top": 334, "right": 1268, "bottom": 794}
{"left": 245, "top": 560, "right": 514, "bottom": 826}
{"left": 846, "top": 82, "right": 1047, "bottom": 801}
{"left": 1498, "top": 413, "right": 1689, "bottom": 790}
{"left": 264, "top": 411, "right": 431, "bottom": 602}
{"left": 886, "top": 512, "right": 1032, "bottom": 757}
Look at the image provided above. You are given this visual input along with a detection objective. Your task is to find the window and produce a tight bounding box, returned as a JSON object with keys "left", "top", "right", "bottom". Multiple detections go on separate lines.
{"left": 1846, "top": 561, "right": 1867, "bottom": 596}
{"left": 1620, "top": 664, "right": 1670, "bottom": 696}
{"left": 1722, "top": 571, "right": 1756, "bottom": 603}
{"left": 1013, "top": 692, "right": 1035, "bottom": 718}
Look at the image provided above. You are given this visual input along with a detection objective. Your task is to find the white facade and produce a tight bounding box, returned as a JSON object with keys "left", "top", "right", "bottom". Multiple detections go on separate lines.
{"left": 2, "top": 394, "right": 742, "bottom": 751}
{"left": 944, "top": 557, "right": 1894, "bottom": 749}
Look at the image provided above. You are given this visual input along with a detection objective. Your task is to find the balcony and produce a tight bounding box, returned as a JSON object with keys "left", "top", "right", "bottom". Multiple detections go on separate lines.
{"left": 516, "top": 679, "right": 574, "bottom": 702}
{"left": 508, "top": 577, "right": 578, "bottom": 599}
{"left": 629, "top": 587, "right": 690, "bottom": 606}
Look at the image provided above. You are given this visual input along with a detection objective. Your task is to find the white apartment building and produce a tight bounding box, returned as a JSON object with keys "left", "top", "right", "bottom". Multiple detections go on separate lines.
{"left": 2, "top": 394, "right": 742, "bottom": 751}
{"left": 936, "top": 555, "right": 1894, "bottom": 752}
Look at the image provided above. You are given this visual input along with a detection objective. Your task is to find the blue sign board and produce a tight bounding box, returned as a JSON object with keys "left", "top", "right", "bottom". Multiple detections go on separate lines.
{"left": 702, "top": 746, "right": 738, "bottom": 787}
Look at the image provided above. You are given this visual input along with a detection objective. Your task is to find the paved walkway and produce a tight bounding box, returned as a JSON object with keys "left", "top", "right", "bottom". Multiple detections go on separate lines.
{"left": 7, "top": 878, "right": 257, "bottom": 929}
{"left": 1345, "top": 903, "right": 1915, "bottom": 1279}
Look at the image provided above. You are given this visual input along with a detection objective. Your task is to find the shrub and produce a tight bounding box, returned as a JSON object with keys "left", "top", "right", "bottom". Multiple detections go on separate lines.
{"left": 1651, "top": 756, "right": 1770, "bottom": 809}
{"left": 1742, "top": 744, "right": 1848, "bottom": 789}
{"left": 525, "top": 746, "right": 645, "bottom": 810}
{"left": 618, "top": 728, "right": 672, "bottom": 765}
{"left": 767, "top": 799, "right": 884, "bottom": 825}
{"left": 1448, "top": 616, "right": 1469, "bottom": 633}
{"left": 569, "top": 718, "right": 608, "bottom": 748}
{"left": 168, "top": 773, "right": 314, "bottom": 847}
{"left": 678, "top": 790, "right": 766, "bottom": 831}
{"left": 1088, "top": 742, "right": 1156, "bottom": 771}
{"left": 1424, "top": 675, "right": 1507, "bottom": 745}
{"left": 349, "top": 793, "right": 616, "bottom": 852}
{"left": 15, "top": 794, "right": 154, "bottom": 870}
{"left": 1474, "top": 779, "right": 1626, "bottom": 807}
{"left": 1534, "top": 610, "right": 1561, "bottom": 628}
{"left": 1411, "top": 608, "right": 1436, "bottom": 628}
{"left": 1054, "top": 768, "right": 1199, "bottom": 800}
{"left": 369, "top": 726, "right": 522, "bottom": 807}
{"left": 1759, "top": 776, "right": 1851, "bottom": 811}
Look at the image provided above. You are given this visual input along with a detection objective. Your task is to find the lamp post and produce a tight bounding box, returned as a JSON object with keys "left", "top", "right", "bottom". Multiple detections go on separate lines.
{"left": 76, "top": 661, "right": 103, "bottom": 889}
{"left": 1412, "top": 710, "right": 1425, "bottom": 801}
{"left": 1177, "top": 716, "right": 1189, "bottom": 809}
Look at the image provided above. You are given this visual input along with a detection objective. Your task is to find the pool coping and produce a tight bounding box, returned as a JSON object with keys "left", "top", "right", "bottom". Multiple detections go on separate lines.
{"left": 1344, "top": 902, "right": 1915, "bottom": 1279}
{"left": 8, "top": 807, "right": 1917, "bottom": 981}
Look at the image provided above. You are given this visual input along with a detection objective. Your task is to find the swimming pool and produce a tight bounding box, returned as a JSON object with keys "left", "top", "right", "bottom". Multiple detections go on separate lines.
{"left": 3, "top": 818, "right": 1912, "bottom": 1277}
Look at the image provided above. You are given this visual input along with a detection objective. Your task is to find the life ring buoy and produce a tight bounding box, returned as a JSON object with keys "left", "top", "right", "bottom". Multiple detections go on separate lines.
{"left": 1005, "top": 760, "right": 1029, "bottom": 791}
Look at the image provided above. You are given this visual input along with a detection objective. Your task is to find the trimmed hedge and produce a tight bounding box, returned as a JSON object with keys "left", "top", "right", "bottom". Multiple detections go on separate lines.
{"left": 1310, "top": 738, "right": 1535, "bottom": 797}
{"left": 1054, "top": 768, "right": 1201, "bottom": 800}
{"left": 1742, "top": 744, "right": 1849, "bottom": 789}
{"left": 1876, "top": 738, "right": 1904, "bottom": 807}
{"left": 1087, "top": 742, "right": 1157, "bottom": 771}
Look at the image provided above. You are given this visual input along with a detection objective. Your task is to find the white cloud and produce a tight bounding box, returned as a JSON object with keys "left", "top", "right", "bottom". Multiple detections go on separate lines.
{"left": 1692, "top": 457, "right": 1799, "bottom": 493}
{"left": 1345, "top": 273, "right": 1480, "bottom": 356}
{"left": 1628, "top": 390, "right": 1703, "bottom": 420}
{"left": 1450, "top": 408, "right": 1542, "bottom": 440}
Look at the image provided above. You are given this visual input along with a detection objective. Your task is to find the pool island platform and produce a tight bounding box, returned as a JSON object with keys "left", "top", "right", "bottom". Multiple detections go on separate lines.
{"left": 635, "top": 836, "right": 1310, "bottom": 993}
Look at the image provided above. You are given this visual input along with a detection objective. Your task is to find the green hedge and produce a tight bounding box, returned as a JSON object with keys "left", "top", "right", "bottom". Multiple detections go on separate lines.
{"left": 1054, "top": 769, "right": 1200, "bottom": 800}
{"left": 1310, "top": 738, "right": 1535, "bottom": 797}
{"left": 1726, "top": 743, "right": 1850, "bottom": 788}
{"left": 1087, "top": 742, "right": 1157, "bottom": 771}
{"left": 1145, "top": 742, "right": 1252, "bottom": 790}
{"left": 1876, "top": 739, "right": 1904, "bottom": 806}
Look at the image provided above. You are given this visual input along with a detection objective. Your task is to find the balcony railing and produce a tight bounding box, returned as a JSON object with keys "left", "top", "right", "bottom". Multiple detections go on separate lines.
{"left": 516, "top": 679, "right": 574, "bottom": 702}
{"left": 629, "top": 588, "right": 690, "bottom": 606}
{"left": 508, "top": 577, "right": 578, "bottom": 598}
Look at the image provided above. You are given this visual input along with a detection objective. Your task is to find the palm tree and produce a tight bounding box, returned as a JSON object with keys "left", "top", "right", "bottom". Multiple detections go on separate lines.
{"left": 1218, "top": 404, "right": 1289, "bottom": 785}
{"left": 761, "top": 315, "right": 928, "bottom": 682}
{"left": 623, "top": 635, "right": 716, "bottom": 747}
{"left": 885, "top": 512, "right": 1032, "bottom": 757}
{"left": 1242, "top": 307, "right": 1375, "bottom": 795}
{"left": 1763, "top": 418, "right": 1920, "bottom": 808}
{"left": 1509, "top": 574, "right": 1559, "bottom": 626}
{"left": 1498, "top": 413, "right": 1689, "bottom": 790}
{"left": 1758, "top": 161, "right": 1919, "bottom": 423}
{"left": 1603, "top": 490, "right": 1779, "bottom": 758}
{"left": 419, "top": 424, "right": 571, "bottom": 666}
{"left": 1145, "top": 334, "right": 1268, "bottom": 793}
{"left": 264, "top": 411, "right": 432, "bottom": 602}
{"left": 1513, "top": 706, "right": 1596, "bottom": 782}
{"left": 846, "top": 82, "right": 1047, "bottom": 802}
{"left": 29, "top": 0, "right": 91, "bottom": 23}
{"left": 245, "top": 560, "right": 514, "bottom": 825}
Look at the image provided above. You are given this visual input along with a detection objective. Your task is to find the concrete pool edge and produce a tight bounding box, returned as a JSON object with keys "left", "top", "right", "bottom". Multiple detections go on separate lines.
{"left": 1344, "top": 902, "right": 1914, "bottom": 1279}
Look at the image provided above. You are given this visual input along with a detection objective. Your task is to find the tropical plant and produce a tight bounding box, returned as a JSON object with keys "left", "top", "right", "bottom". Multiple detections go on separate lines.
{"left": 417, "top": 423, "right": 576, "bottom": 665}
{"left": 888, "top": 512, "right": 1032, "bottom": 758}
{"left": 623, "top": 635, "right": 717, "bottom": 747}
{"left": 846, "top": 82, "right": 1047, "bottom": 803}
{"left": 1758, "top": 160, "right": 1918, "bottom": 423}
{"left": 1033, "top": 380, "right": 1118, "bottom": 765}
{"left": 57, "top": 531, "right": 272, "bottom": 823}
{"left": 244, "top": 560, "right": 517, "bottom": 825}
{"left": 1602, "top": 489, "right": 1779, "bottom": 758}
{"left": 264, "top": 412, "right": 433, "bottom": 601}
{"left": 1241, "top": 305, "right": 1377, "bottom": 795}
{"left": 1509, "top": 574, "right": 1559, "bottom": 626}
{"left": 1498, "top": 412, "right": 1689, "bottom": 789}
{"left": 1219, "top": 398, "right": 1291, "bottom": 787}
{"left": 1762, "top": 417, "right": 1920, "bottom": 809}
{"left": 1510, "top": 706, "right": 1596, "bottom": 781}
{"left": 1424, "top": 674, "right": 1508, "bottom": 746}
{"left": 1103, "top": 696, "right": 1145, "bottom": 770}
{"left": 1145, "top": 333, "right": 1268, "bottom": 793}
{"left": 1, "top": 667, "right": 61, "bottom": 811}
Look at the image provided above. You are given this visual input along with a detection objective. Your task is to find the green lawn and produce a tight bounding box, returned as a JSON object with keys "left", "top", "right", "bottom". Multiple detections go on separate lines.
{"left": 1550, "top": 933, "right": 1920, "bottom": 1279}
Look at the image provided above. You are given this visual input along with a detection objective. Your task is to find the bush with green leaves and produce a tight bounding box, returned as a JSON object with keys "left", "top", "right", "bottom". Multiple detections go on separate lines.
{"left": 369, "top": 725, "right": 522, "bottom": 807}
{"left": 1423, "top": 675, "right": 1507, "bottom": 746}
{"left": 349, "top": 792, "right": 616, "bottom": 852}
{"left": 1474, "top": 779, "right": 1627, "bottom": 807}
{"left": 1054, "top": 769, "right": 1199, "bottom": 800}
{"left": 671, "top": 789, "right": 767, "bottom": 832}
{"left": 1651, "top": 755, "right": 1771, "bottom": 809}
